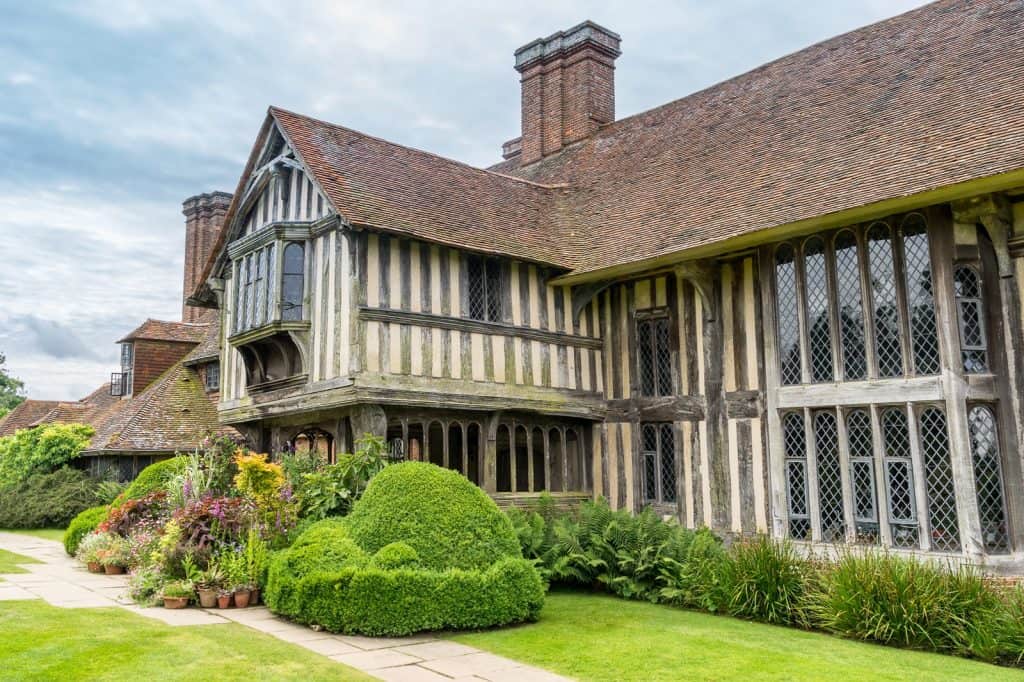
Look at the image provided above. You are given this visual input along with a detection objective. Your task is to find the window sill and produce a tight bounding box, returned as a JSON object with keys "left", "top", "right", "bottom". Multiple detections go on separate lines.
{"left": 228, "top": 320, "right": 310, "bottom": 346}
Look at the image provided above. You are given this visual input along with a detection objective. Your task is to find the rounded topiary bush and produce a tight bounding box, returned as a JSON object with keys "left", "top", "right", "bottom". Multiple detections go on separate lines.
{"left": 345, "top": 462, "right": 520, "bottom": 571}
{"left": 265, "top": 462, "right": 544, "bottom": 635}
{"left": 119, "top": 457, "right": 186, "bottom": 501}
{"left": 64, "top": 505, "right": 109, "bottom": 556}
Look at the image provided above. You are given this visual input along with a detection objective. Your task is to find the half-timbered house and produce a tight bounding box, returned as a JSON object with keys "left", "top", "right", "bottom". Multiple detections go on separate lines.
{"left": 191, "top": 1, "right": 1024, "bottom": 569}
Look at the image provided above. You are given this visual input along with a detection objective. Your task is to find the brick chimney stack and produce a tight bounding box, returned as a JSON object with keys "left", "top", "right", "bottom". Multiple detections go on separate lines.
{"left": 512, "top": 21, "right": 621, "bottom": 166}
{"left": 181, "top": 191, "right": 232, "bottom": 322}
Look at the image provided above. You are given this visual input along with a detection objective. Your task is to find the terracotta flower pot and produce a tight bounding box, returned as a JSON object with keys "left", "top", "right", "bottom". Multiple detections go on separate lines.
{"left": 233, "top": 589, "right": 251, "bottom": 608}
{"left": 162, "top": 596, "right": 189, "bottom": 609}
{"left": 86, "top": 562, "right": 102, "bottom": 574}
{"left": 217, "top": 593, "right": 232, "bottom": 609}
{"left": 103, "top": 564, "right": 125, "bottom": 575}
{"left": 197, "top": 588, "right": 218, "bottom": 609}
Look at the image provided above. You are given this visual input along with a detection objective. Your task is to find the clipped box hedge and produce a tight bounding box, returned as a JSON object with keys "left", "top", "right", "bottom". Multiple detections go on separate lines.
{"left": 265, "top": 463, "right": 544, "bottom": 636}
{"left": 63, "top": 505, "right": 109, "bottom": 556}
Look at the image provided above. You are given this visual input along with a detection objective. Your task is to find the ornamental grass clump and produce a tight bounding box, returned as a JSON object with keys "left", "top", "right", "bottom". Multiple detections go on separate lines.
{"left": 725, "top": 536, "right": 814, "bottom": 626}
{"left": 811, "top": 551, "right": 1007, "bottom": 661}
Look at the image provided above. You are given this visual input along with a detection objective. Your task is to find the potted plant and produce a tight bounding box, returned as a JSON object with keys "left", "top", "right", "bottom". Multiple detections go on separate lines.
{"left": 196, "top": 564, "right": 223, "bottom": 609}
{"left": 76, "top": 532, "right": 108, "bottom": 573}
{"left": 245, "top": 529, "right": 268, "bottom": 606}
{"left": 96, "top": 535, "right": 130, "bottom": 575}
{"left": 216, "top": 589, "right": 233, "bottom": 609}
{"left": 223, "top": 551, "right": 250, "bottom": 608}
{"left": 161, "top": 580, "right": 193, "bottom": 609}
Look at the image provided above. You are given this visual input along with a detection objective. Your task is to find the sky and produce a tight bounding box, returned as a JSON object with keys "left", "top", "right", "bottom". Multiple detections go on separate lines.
{"left": 0, "top": 0, "right": 925, "bottom": 400}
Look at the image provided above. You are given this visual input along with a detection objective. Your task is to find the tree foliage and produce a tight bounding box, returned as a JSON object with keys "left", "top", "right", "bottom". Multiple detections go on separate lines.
{"left": 0, "top": 351, "right": 26, "bottom": 417}
{"left": 0, "top": 423, "right": 94, "bottom": 488}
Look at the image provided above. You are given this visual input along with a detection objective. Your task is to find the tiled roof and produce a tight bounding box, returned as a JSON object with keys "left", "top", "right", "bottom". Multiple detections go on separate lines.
{"left": 0, "top": 400, "right": 62, "bottom": 437}
{"left": 117, "top": 316, "right": 212, "bottom": 344}
{"left": 193, "top": 0, "right": 1024, "bottom": 293}
{"left": 498, "top": 0, "right": 1024, "bottom": 275}
{"left": 85, "top": 359, "right": 237, "bottom": 454}
{"left": 271, "top": 107, "right": 567, "bottom": 266}
{"left": 182, "top": 316, "right": 221, "bottom": 366}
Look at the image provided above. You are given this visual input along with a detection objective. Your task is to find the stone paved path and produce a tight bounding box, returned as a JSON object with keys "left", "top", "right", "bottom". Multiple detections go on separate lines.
{"left": 0, "top": 532, "right": 569, "bottom": 682}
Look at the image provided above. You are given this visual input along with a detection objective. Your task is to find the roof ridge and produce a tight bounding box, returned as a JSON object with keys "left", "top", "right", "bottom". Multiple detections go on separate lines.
{"left": 269, "top": 106, "right": 569, "bottom": 190}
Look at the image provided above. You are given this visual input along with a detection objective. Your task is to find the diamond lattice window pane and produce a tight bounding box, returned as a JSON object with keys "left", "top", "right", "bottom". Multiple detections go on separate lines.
{"left": 637, "top": 319, "right": 655, "bottom": 396}
{"left": 968, "top": 406, "right": 1009, "bottom": 554}
{"left": 919, "top": 407, "right": 960, "bottom": 552}
{"left": 775, "top": 245, "right": 802, "bottom": 384}
{"left": 783, "top": 412, "right": 810, "bottom": 539}
{"left": 847, "top": 409, "right": 878, "bottom": 544}
{"left": 660, "top": 424, "right": 676, "bottom": 503}
{"left": 954, "top": 267, "right": 987, "bottom": 373}
{"left": 815, "top": 411, "right": 845, "bottom": 543}
{"left": 804, "top": 238, "right": 834, "bottom": 382}
{"left": 655, "top": 318, "right": 673, "bottom": 396}
{"left": 485, "top": 259, "right": 503, "bottom": 322}
{"left": 867, "top": 224, "right": 903, "bottom": 377}
{"left": 467, "top": 256, "right": 486, "bottom": 320}
{"left": 266, "top": 243, "right": 276, "bottom": 320}
{"left": 881, "top": 408, "right": 919, "bottom": 548}
{"left": 835, "top": 231, "right": 867, "bottom": 380}
{"left": 902, "top": 216, "right": 940, "bottom": 375}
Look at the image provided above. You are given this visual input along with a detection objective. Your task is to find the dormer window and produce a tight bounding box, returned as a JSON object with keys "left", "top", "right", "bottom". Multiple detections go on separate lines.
{"left": 467, "top": 255, "right": 502, "bottom": 322}
{"left": 120, "top": 342, "right": 133, "bottom": 370}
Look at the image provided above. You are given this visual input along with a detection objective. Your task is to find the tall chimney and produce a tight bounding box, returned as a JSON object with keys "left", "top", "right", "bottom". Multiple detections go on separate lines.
{"left": 513, "top": 21, "right": 621, "bottom": 166}
{"left": 181, "top": 191, "right": 232, "bottom": 322}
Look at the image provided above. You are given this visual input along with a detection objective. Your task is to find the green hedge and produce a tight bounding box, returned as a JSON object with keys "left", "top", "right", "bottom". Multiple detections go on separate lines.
{"left": 265, "top": 463, "right": 544, "bottom": 636}
{"left": 63, "top": 505, "right": 109, "bottom": 556}
{"left": 0, "top": 467, "right": 98, "bottom": 529}
{"left": 345, "top": 462, "right": 520, "bottom": 571}
{"left": 119, "top": 457, "right": 186, "bottom": 502}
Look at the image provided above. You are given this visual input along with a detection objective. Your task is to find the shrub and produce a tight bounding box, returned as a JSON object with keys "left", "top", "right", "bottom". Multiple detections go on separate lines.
{"left": 64, "top": 505, "right": 109, "bottom": 555}
{"left": 0, "top": 467, "right": 99, "bottom": 528}
{"left": 265, "top": 463, "right": 544, "bottom": 636}
{"left": 812, "top": 551, "right": 1005, "bottom": 659}
{"left": 119, "top": 457, "right": 186, "bottom": 502}
{"left": 234, "top": 452, "right": 285, "bottom": 506}
{"left": 725, "top": 536, "right": 812, "bottom": 626}
{"left": 656, "top": 528, "right": 730, "bottom": 612}
{"left": 0, "top": 423, "right": 94, "bottom": 487}
{"left": 76, "top": 531, "right": 110, "bottom": 564}
{"left": 345, "top": 462, "right": 519, "bottom": 571}
{"left": 295, "top": 435, "right": 388, "bottom": 520}
{"left": 100, "top": 491, "right": 169, "bottom": 536}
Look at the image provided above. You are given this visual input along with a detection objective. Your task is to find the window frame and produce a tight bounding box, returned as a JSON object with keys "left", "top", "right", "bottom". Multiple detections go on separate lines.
{"left": 465, "top": 254, "right": 504, "bottom": 323}
{"left": 635, "top": 308, "right": 674, "bottom": 398}
{"left": 640, "top": 422, "right": 677, "bottom": 506}
{"left": 953, "top": 264, "right": 988, "bottom": 373}
{"left": 204, "top": 362, "right": 220, "bottom": 392}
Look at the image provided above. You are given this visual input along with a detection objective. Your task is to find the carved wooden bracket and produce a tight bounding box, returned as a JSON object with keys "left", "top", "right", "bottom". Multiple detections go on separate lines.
{"left": 951, "top": 193, "right": 1015, "bottom": 277}
{"left": 674, "top": 261, "right": 717, "bottom": 321}
{"left": 571, "top": 281, "right": 614, "bottom": 320}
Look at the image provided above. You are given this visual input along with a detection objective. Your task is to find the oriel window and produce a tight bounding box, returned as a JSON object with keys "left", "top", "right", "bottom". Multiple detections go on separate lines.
{"left": 466, "top": 255, "right": 503, "bottom": 322}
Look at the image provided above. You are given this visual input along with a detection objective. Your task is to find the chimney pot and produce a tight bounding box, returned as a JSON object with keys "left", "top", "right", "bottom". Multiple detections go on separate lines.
{"left": 181, "top": 191, "right": 232, "bottom": 323}
{"left": 513, "top": 21, "right": 621, "bottom": 165}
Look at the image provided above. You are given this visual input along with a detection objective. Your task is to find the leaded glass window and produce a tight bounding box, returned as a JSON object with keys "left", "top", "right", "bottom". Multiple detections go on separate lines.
{"left": 882, "top": 408, "right": 918, "bottom": 548}
{"left": 254, "top": 247, "right": 265, "bottom": 327}
{"left": 902, "top": 215, "right": 940, "bottom": 375}
{"left": 282, "top": 242, "right": 305, "bottom": 321}
{"left": 783, "top": 412, "right": 810, "bottom": 540}
{"left": 244, "top": 253, "right": 255, "bottom": 330}
{"left": 954, "top": 266, "right": 987, "bottom": 373}
{"left": 775, "top": 245, "right": 802, "bottom": 385}
{"left": 814, "top": 411, "right": 845, "bottom": 543}
{"left": 834, "top": 231, "right": 867, "bottom": 380}
{"left": 804, "top": 238, "right": 834, "bottom": 382}
{"left": 867, "top": 223, "right": 903, "bottom": 377}
{"left": 641, "top": 423, "right": 676, "bottom": 505}
{"left": 968, "top": 406, "right": 1009, "bottom": 554}
{"left": 847, "top": 409, "right": 878, "bottom": 543}
{"left": 918, "top": 407, "right": 960, "bottom": 552}
{"left": 637, "top": 314, "right": 673, "bottom": 397}
{"left": 466, "top": 255, "right": 503, "bottom": 322}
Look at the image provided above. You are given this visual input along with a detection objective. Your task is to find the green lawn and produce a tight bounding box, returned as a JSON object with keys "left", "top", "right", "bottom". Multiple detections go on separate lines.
{"left": 450, "top": 590, "right": 1024, "bottom": 681}
{"left": 0, "top": 528, "right": 65, "bottom": 542}
{"left": 0, "top": 548, "right": 39, "bottom": 574}
{"left": 0, "top": 600, "right": 373, "bottom": 681}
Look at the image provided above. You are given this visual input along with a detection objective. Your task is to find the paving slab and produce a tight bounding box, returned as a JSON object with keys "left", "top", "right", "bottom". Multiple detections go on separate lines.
{"left": 297, "top": 637, "right": 364, "bottom": 657}
{"left": 331, "top": 649, "right": 423, "bottom": 671}
{"left": 420, "top": 652, "right": 524, "bottom": 678}
{"left": 339, "top": 634, "right": 438, "bottom": 650}
{"left": 392, "top": 641, "right": 481, "bottom": 660}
